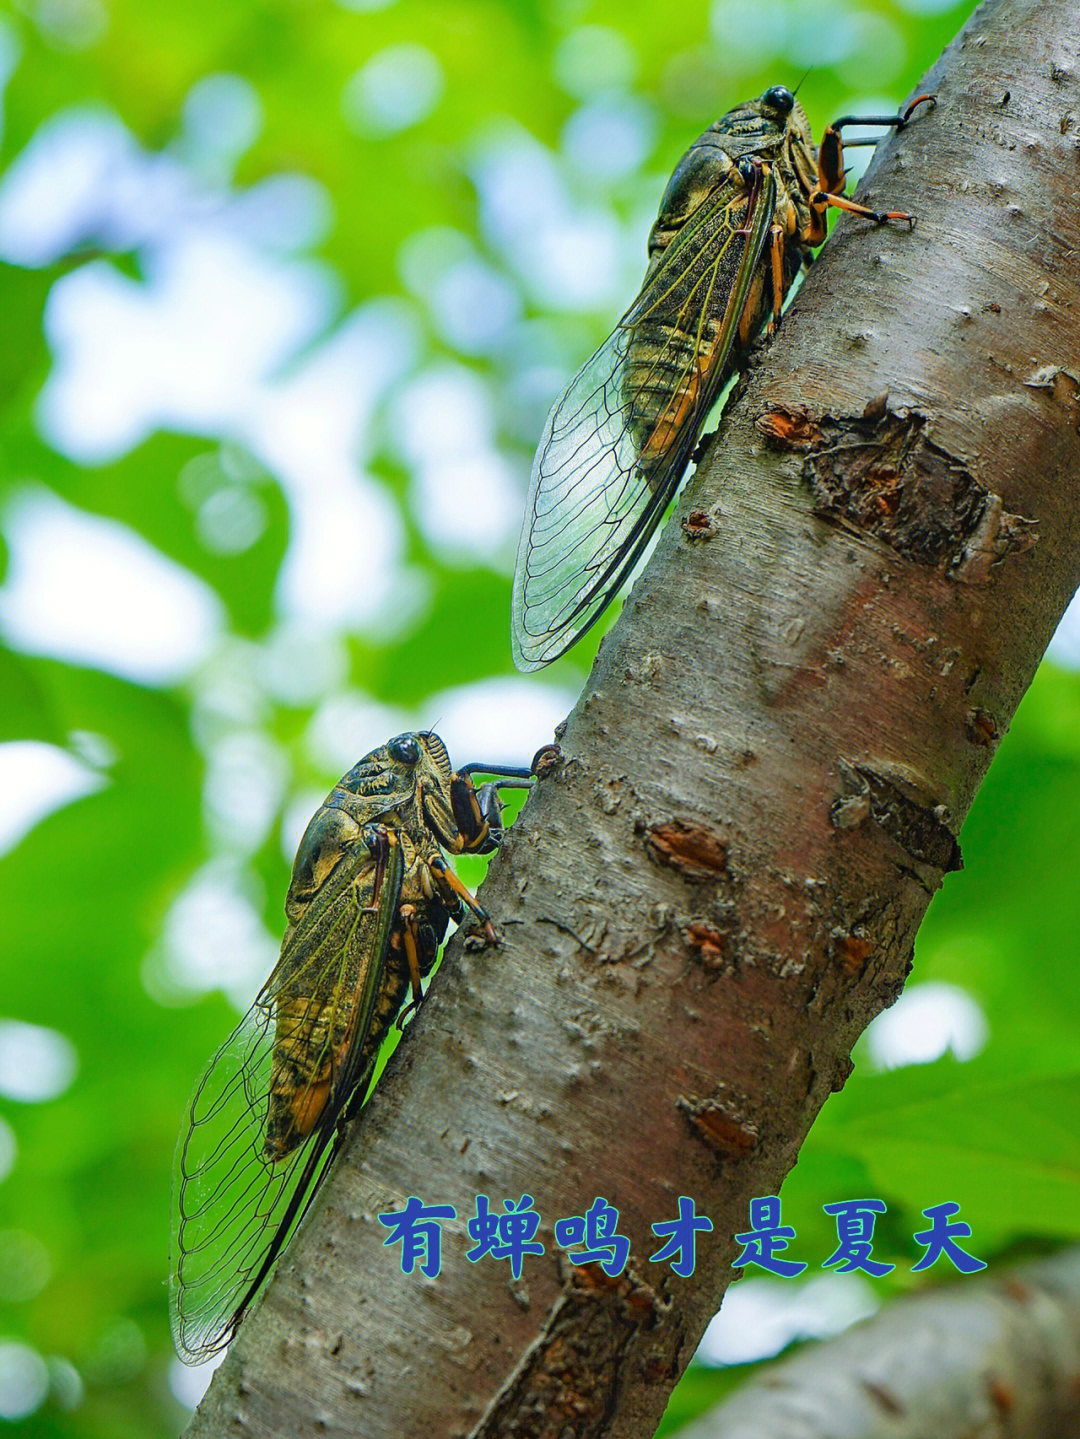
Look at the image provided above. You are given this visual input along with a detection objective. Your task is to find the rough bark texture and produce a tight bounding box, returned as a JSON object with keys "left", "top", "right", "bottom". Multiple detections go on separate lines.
{"left": 186, "top": 3, "right": 1080, "bottom": 1435}
{"left": 682, "top": 1247, "right": 1080, "bottom": 1439}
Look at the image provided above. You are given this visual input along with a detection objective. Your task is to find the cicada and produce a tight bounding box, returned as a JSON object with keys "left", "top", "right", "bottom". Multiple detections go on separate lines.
{"left": 511, "top": 84, "right": 935, "bottom": 670}
{"left": 170, "top": 731, "right": 533, "bottom": 1363}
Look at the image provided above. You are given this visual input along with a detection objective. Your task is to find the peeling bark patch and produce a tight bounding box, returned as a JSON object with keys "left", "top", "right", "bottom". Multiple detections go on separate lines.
{"left": 683, "top": 922, "right": 729, "bottom": 967}
{"left": 965, "top": 705, "right": 999, "bottom": 745}
{"left": 569, "top": 1264, "right": 665, "bottom": 1320}
{"left": 831, "top": 793, "right": 871, "bottom": 829}
{"left": 473, "top": 1271, "right": 660, "bottom": 1439}
{"left": 530, "top": 744, "right": 563, "bottom": 781}
{"left": 831, "top": 764, "right": 962, "bottom": 873}
{"left": 755, "top": 405, "right": 824, "bottom": 448}
{"left": 1025, "top": 364, "right": 1080, "bottom": 432}
{"left": 647, "top": 821, "right": 728, "bottom": 880}
{"left": 681, "top": 509, "right": 715, "bottom": 540}
{"left": 833, "top": 933, "right": 872, "bottom": 977}
{"left": 677, "top": 1097, "right": 758, "bottom": 1159}
{"left": 756, "top": 404, "right": 1035, "bottom": 577}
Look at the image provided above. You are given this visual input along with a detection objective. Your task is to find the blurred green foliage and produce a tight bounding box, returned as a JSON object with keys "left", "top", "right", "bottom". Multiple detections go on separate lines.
{"left": 2, "top": 0, "right": 1076, "bottom": 1436}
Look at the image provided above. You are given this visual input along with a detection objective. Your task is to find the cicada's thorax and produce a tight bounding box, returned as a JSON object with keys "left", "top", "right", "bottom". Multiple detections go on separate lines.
{"left": 622, "top": 102, "right": 814, "bottom": 486}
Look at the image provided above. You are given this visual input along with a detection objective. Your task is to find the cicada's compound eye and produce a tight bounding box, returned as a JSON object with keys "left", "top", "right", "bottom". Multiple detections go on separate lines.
{"left": 763, "top": 85, "right": 795, "bottom": 115}
{"left": 387, "top": 734, "right": 421, "bottom": 766}
{"left": 737, "top": 156, "right": 757, "bottom": 187}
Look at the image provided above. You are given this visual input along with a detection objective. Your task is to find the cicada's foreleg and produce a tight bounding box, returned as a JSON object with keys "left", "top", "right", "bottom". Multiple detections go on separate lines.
{"left": 359, "top": 823, "right": 397, "bottom": 913}
{"left": 441, "top": 765, "right": 534, "bottom": 854}
{"left": 446, "top": 774, "right": 501, "bottom": 854}
{"left": 427, "top": 854, "right": 500, "bottom": 947}
{"left": 818, "top": 94, "right": 936, "bottom": 193}
{"left": 395, "top": 904, "right": 425, "bottom": 1029}
{"left": 807, "top": 93, "right": 936, "bottom": 242}
{"left": 768, "top": 225, "right": 785, "bottom": 332}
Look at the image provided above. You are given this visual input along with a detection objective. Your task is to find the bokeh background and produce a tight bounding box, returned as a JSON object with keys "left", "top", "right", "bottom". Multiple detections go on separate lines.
{"left": 1, "top": 0, "right": 1079, "bottom": 1433}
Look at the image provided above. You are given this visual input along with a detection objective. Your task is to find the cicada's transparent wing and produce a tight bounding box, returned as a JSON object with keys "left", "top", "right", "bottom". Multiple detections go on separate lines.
{"left": 511, "top": 170, "right": 778, "bottom": 671}
{"left": 170, "top": 833, "right": 404, "bottom": 1364}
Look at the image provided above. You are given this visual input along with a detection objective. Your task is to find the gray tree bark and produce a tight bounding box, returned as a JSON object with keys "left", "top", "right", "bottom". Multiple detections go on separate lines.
{"left": 186, "top": 2, "right": 1080, "bottom": 1435}
{"left": 680, "top": 1247, "right": 1080, "bottom": 1439}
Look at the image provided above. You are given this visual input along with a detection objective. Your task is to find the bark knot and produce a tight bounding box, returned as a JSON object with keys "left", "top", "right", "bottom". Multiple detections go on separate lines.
{"left": 677, "top": 1096, "right": 759, "bottom": 1160}
{"left": 682, "top": 921, "right": 730, "bottom": 968}
{"left": 833, "top": 932, "right": 873, "bottom": 977}
{"left": 965, "top": 705, "right": 999, "bottom": 746}
{"left": 646, "top": 821, "right": 728, "bottom": 881}
{"left": 830, "top": 761, "right": 963, "bottom": 873}
{"left": 472, "top": 1264, "right": 664, "bottom": 1439}
{"left": 755, "top": 402, "right": 1036, "bottom": 579}
{"left": 1024, "top": 364, "right": 1080, "bottom": 433}
{"left": 681, "top": 509, "right": 716, "bottom": 540}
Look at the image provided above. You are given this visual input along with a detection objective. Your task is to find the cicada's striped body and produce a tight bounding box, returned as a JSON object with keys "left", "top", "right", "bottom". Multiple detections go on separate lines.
{"left": 170, "top": 732, "right": 533, "bottom": 1364}
{"left": 623, "top": 142, "right": 802, "bottom": 485}
{"left": 511, "top": 85, "right": 934, "bottom": 670}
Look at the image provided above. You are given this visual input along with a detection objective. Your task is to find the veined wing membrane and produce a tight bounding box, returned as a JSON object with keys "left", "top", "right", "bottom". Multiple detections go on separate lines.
{"left": 511, "top": 169, "right": 778, "bottom": 671}
{"left": 170, "top": 832, "right": 404, "bottom": 1363}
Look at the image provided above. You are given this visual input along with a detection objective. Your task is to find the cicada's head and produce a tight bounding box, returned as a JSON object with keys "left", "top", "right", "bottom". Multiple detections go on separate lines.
{"left": 711, "top": 84, "right": 811, "bottom": 153}
{"left": 759, "top": 84, "right": 811, "bottom": 143}
{"left": 719, "top": 84, "right": 818, "bottom": 201}
{"left": 335, "top": 732, "right": 415, "bottom": 798}
{"left": 762, "top": 85, "right": 816, "bottom": 180}
{"left": 656, "top": 84, "right": 812, "bottom": 233}
{"left": 336, "top": 730, "right": 454, "bottom": 815}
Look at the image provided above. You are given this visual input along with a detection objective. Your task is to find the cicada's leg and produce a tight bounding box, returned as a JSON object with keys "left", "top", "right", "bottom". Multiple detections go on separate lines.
{"left": 818, "top": 94, "right": 936, "bottom": 194}
{"left": 768, "top": 225, "right": 785, "bottom": 330}
{"left": 426, "top": 854, "right": 500, "bottom": 946}
{"left": 359, "top": 823, "right": 397, "bottom": 913}
{"left": 735, "top": 213, "right": 787, "bottom": 346}
{"left": 447, "top": 769, "right": 534, "bottom": 854}
{"left": 737, "top": 267, "right": 767, "bottom": 346}
{"left": 808, "top": 93, "right": 936, "bottom": 242}
{"left": 733, "top": 157, "right": 765, "bottom": 237}
{"left": 447, "top": 774, "right": 501, "bottom": 854}
{"left": 808, "top": 189, "right": 918, "bottom": 230}
{"left": 430, "top": 753, "right": 546, "bottom": 856}
{"left": 395, "top": 904, "right": 425, "bottom": 1029}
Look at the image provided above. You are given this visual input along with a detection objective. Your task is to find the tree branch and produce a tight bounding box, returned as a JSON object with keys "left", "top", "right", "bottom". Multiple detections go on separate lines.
{"left": 682, "top": 1247, "right": 1080, "bottom": 1439}
{"left": 186, "top": 3, "right": 1080, "bottom": 1434}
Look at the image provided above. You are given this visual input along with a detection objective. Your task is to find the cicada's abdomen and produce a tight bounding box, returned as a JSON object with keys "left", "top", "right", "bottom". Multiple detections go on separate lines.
{"left": 623, "top": 316, "right": 724, "bottom": 486}
{"left": 266, "top": 993, "right": 350, "bottom": 1158}
{"left": 264, "top": 962, "right": 412, "bottom": 1159}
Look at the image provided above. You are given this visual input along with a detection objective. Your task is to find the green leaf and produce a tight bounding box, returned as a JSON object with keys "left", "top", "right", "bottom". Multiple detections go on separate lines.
{"left": 0, "top": 647, "right": 61, "bottom": 741}
{"left": 809, "top": 1060, "right": 1080, "bottom": 1253}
